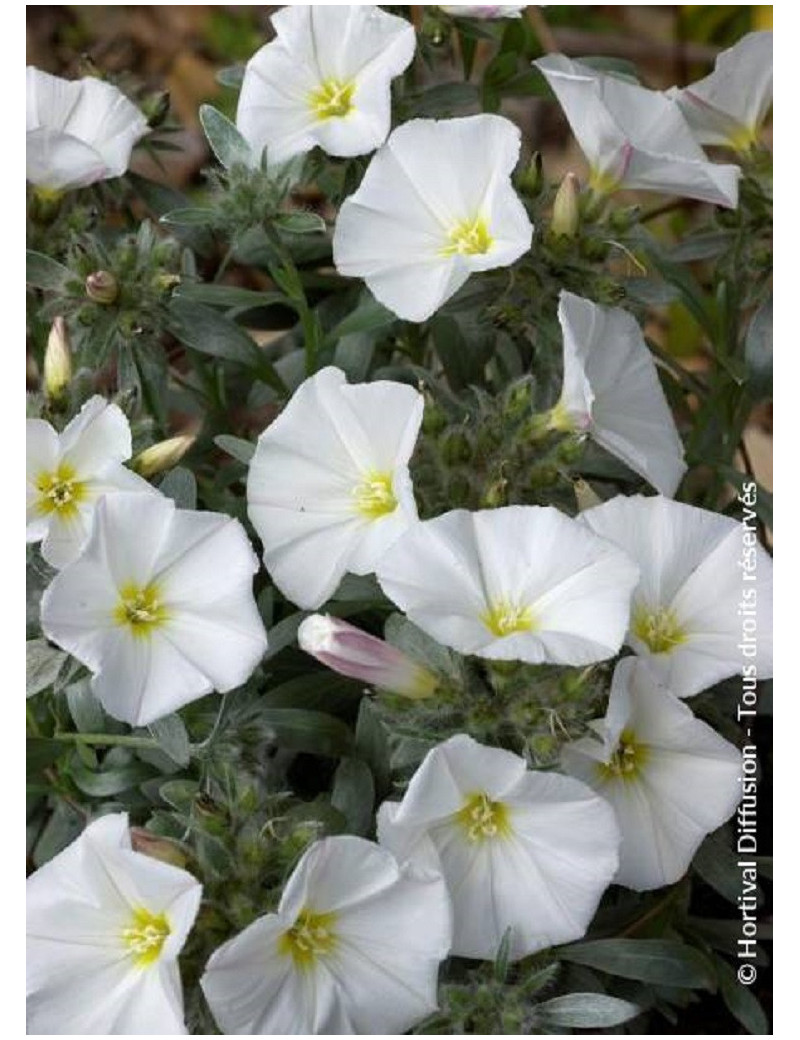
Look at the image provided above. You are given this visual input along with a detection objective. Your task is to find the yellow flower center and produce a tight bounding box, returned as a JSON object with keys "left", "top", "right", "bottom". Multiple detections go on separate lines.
{"left": 455, "top": 792, "right": 512, "bottom": 843}
{"left": 35, "top": 463, "right": 87, "bottom": 520}
{"left": 727, "top": 124, "right": 759, "bottom": 153}
{"left": 440, "top": 216, "right": 494, "bottom": 257}
{"left": 353, "top": 471, "right": 397, "bottom": 519}
{"left": 632, "top": 604, "right": 686, "bottom": 654}
{"left": 597, "top": 728, "right": 648, "bottom": 783}
{"left": 122, "top": 907, "right": 171, "bottom": 967}
{"left": 278, "top": 908, "right": 337, "bottom": 969}
{"left": 113, "top": 583, "right": 169, "bottom": 637}
{"left": 481, "top": 599, "right": 535, "bottom": 638}
{"left": 309, "top": 78, "right": 356, "bottom": 121}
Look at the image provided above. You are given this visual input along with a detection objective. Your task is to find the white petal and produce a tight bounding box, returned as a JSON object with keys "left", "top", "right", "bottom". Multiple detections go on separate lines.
{"left": 557, "top": 291, "right": 687, "bottom": 496}
{"left": 40, "top": 555, "right": 121, "bottom": 670}
{"left": 59, "top": 396, "right": 133, "bottom": 473}
{"left": 201, "top": 915, "right": 301, "bottom": 1034}
{"left": 27, "top": 68, "right": 146, "bottom": 189}
{"left": 93, "top": 492, "right": 176, "bottom": 587}
{"left": 671, "top": 31, "right": 773, "bottom": 146}
{"left": 39, "top": 507, "right": 93, "bottom": 569}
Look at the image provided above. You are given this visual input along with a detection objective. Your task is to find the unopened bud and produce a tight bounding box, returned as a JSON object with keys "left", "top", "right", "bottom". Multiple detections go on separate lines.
{"left": 132, "top": 434, "right": 196, "bottom": 478}
{"left": 43, "top": 317, "right": 72, "bottom": 400}
{"left": 85, "top": 270, "right": 119, "bottom": 304}
{"left": 130, "top": 828, "right": 188, "bottom": 868}
{"left": 298, "top": 614, "right": 438, "bottom": 699}
{"left": 516, "top": 152, "right": 543, "bottom": 197}
{"left": 550, "top": 172, "right": 580, "bottom": 239}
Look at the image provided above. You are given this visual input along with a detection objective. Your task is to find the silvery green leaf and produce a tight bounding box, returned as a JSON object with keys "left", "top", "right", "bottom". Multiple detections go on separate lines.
{"left": 199, "top": 104, "right": 253, "bottom": 170}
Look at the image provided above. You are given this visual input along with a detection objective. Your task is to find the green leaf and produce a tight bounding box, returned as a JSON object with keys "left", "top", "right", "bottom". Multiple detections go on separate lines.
{"left": 216, "top": 64, "right": 245, "bottom": 88}
{"left": 174, "top": 283, "right": 285, "bottom": 309}
{"left": 694, "top": 827, "right": 762, "bottom": 906}
{"left": 333, "top": 332, "right": 376, "bottom": 382}
{"left": 262, "top": 673, "right": 362, "bottom": 714}
{"left": 33, "top": 800, "right": 85, "bottom": 867}
{"left": 493, "top": 928, "right": 513, "bottom": 983}
{"left": 331, "top": 757, "right": 375, "bottom": 836}
{"left": 168, "top": 300, "right": 286, "bottom": 393}
{"left": 535, "top": 993, "right": 642, "bottom": 1029}
{"left": 159, "top": 778, "right": 200, "bottom": 812}
{"left": 716, "top": 957, "right": 769, "bottom": 1034}
{"left": 354, "top": 698, "right": 391, "bottom": 798}
{"left": 274, "top": 211, "right": 327, "bottom": 236}
{"left": 26, "top": 250, "right": 72, "bottom": 291}
{"left": 149, "top": 714, "right": 192, "bottom": 767}
{"left": 199, "top": 104, "right": 253, "bottom": 170}
{"left": 27, "top": 737, "right": 65, "bottom": 776}
{"left": 408, "top": 82, "right": 480, "bottom": 116}
{"left": 745, "top": 295, "right": 772, "bottom": 399}
{"left": 326, "top": 295, "right": 396, "bottom": 344}
{"left": 69, "top": 755, "right": 153, "bottom": 797}
{"left": 670, "top": 231, "right": 734, "bottom": 262}
{"left": 159, "top": 467, "right": 197, "bottom": 510}
{"left": 559, "top": 939, "right": 717, "bottom": 990}
{"left": 160, "top": 207, "right": 219, "bottom": 228}
{"left": 260, "top": 708, "right": 354, "bottom": 758}
{"left": 65, "top": 678, "right": 106, "bottom": 733}
{"left": 214, "top": 434, "right": 256, "bottom": 465}
{"left": 27, "top": 639, "right": 67, "bottom": 697}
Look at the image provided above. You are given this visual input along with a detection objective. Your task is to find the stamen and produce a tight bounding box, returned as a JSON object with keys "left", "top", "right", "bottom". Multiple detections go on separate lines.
{"left": 353, "top": 471, "right": 397, "bottom": 519}
{"left": 35, "top": 463, "right": 87, "bottom": 520}
{"left": 440, "top": 216, "right": 494, "bottom": 257}
{"left": 632, "top": 604, "right": 686, "bottom": 654}
{"left": 278, "top": 909, "right": 337, "bottom": 969}
{"left": 481, "top": 600, "right": 535, "bottom": 638}
{"left": 455, "top": 792, "right": 512, "bottom": 843}
{"left": 309, "top": 79, "right": 356, "bottom": 120}
{"left": 113, "top": 583, "right": 169, "bottom": 637}
{"left": 122, "top": 908, "right": 170, "bottom": 967}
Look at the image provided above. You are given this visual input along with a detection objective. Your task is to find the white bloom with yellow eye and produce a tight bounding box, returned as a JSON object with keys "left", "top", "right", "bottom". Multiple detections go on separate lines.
{"left": 581, "top": 494, "right": 773, "bottom": 697}
{"left": 378, "top": 734, "right": 620, "bottom": 961}
{"left": 27, "top": 813, "right": 201, "bottom": 1035}
{"left": 236, "top": 5, "right": 416, "bottom": 165}
{"left": 200, "top": 835, "right": 451, "bottom": 1035}
{"left": 333, "top": 115, "right": 534, "bottom": 322}
{"left": 562, "top": 658, "right": 742, "bottom": 890}
{"left": 376, "top": 505, "right": 639, "bottom": 664}
{"left": 669, "top": 31, "right": 773, "bottom": 152}
{"left": 27, "top": 67, "right": 148, "bottom": 191}
{"left": 247, "top": 366, "right": 423, "bottom": 610}
{"left": 534, "top": 54, "right": 740, "bottom": 207}
{"left": 40, "top": 491, "right": 268, "bottom": 726}
{"left": 551, "top": 290, "right": 687, "bottom": 496}
{"left": 27, "top": 395, "right": 155, "bottom": 569}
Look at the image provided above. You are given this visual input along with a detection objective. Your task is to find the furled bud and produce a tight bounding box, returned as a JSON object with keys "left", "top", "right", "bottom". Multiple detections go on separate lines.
{"left": 132, "top": 434, "right": 196, "bottom": 478}
{"left": 85, "top": 270, "right": 119, "bottom": 304}
{"left": 550, "top": 172, "right": 581, "bottom": 239}
{"left": 516, "top": 151, "right": 543, "bottom": 197}
{"left": 129, "top": 828, "right": 188, "bottom": 869}
{"left": 43, "top": 317, "right": 72, "bottom": 400}
{"left": 298, "top": 614, "right": 438, "bottom": 699}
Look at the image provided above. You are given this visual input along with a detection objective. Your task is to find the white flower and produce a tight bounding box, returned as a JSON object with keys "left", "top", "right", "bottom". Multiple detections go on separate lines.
{"left": 581, "top": 494, "right": 773, "bottom": 697}
{"left": 668, "top": 31, "right": 773, "bottom": 151}
{"left": 533, "top": 54, "right": 740, "bottom": 207}
{"left": 376, "top": 505, "right": 639, "bottom": 664}
{"left": 40, "top": 491, "right": 267, "bottom": 726}
{"left": 27, "top": 395, "right": 155, "bottom": 569}
{"left": 200, "top": 835, "right": 451, "bottom": 1034}
{"left": 550, "top": 290, "right": 687, "bottom": 496}
{"left": 27, "top": 812, "right": 201, "bottom": 1034}
{"left": 236, "top": 5, "right": 415, "bottom": 166}
{"left": 562, "top": 658, "right": 742, "bottom": 891}
{"left": 298, "top": 614, "right": 438, "bottom": 698}
{"left": 378, "top": 734, "right": 620, "bottom": 960}
{"left": 27, "top": 67, "right": 148, "bottom": 191}
{"left": 333, "top": 115, "right": 534, "bottom": 322}
{"left": 246, "top": 366, "right": 423, "bottom": 610}
{"left": 440, "top": 5, "right": 528, "bottom": 18}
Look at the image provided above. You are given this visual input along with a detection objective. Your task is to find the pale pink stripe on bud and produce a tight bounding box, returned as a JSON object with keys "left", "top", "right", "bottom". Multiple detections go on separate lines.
{"left": 298, "top": 614, "right": 438, "bottom": 699}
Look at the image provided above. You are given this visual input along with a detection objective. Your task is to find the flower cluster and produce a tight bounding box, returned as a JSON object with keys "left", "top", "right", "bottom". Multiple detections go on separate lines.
{"left": 26, "top": 7, "right": 772, "bottom": 1036}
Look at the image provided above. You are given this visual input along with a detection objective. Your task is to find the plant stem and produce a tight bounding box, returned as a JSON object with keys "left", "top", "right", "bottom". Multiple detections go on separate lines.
{"left": 49, "top": 731, "right": 161, "bottom": 751}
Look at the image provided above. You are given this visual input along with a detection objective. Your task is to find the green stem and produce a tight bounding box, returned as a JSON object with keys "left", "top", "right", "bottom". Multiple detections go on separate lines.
{"left": 263, "top": 225, "right": 321, "bottom": 376}
{"left": 49, "top": 731, "right": 161, "bottom": 751}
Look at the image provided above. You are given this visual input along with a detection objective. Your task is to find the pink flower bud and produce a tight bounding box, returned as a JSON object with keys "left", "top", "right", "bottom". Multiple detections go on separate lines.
{"left": 298, "top": 614, "right": 438, "bottom": 699}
